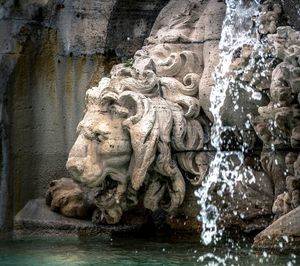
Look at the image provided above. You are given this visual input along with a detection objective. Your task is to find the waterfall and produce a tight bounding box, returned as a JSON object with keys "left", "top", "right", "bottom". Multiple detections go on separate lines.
{"left": 195, "top": 0, "right": 263, "bottom": 245}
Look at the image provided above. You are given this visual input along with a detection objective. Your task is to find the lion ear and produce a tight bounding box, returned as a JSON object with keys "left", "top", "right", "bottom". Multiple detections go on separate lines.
{"left": 118, "top": 91, "right": 159, "bottom": 190}
{"left": 98, "top": 90, "right": 129, "bottom": 117}
{"left": 109, "top": 105, "right": 129, "bottom": 118}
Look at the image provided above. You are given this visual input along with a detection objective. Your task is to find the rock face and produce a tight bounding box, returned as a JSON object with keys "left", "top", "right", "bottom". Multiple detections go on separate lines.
{"left": 264, "top": 26, "right": 300, "bottom": 217}
{"left": 250, "top": 24, "right": 300, "bottom": 251}
{"left": 202, "top": 1, "right": 300, "bottom": 237}
{"left": 0, "top": 0, "right": 168, "bottom": 231}
{"left": 222, "top": 0, "right": 300, "bottom": 251}
{"left": 253, "top": 205, "right": 300, "bottom": 252}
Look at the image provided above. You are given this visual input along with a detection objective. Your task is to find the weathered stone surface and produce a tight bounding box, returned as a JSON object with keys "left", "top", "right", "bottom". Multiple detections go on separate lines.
{"left": 197, "top": 0, "right": 300, "bottom": 238}
{"left": 217, "top": 2, "right": 283, "bottom": 151}
{"left": 257, "top": 0, "right": 281, "bottom": 35}
{"left": 201, "top": 3, "right": 300, "bottom": 239}
{"left": 200, "top": 152, "right": 274, "bottom": 232}
{"left": 221, "top": 174, "right": 274, "bottom": 232}
{"left": 253, "top": 205, "right": 300, "bottom": 252}
{"left": 105, "top": 0, "right": 170, "bottom": 57}
{"left": 9, "top": 35, "right": 112, "bottom": 213}
{"left": 241, "top": 3, "right": 300, "bottom": 251}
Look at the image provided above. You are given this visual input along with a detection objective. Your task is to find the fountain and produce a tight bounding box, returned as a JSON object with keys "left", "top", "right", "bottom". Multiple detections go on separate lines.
{"left": 0, "top": 0, "right": 300, "bottom": 264}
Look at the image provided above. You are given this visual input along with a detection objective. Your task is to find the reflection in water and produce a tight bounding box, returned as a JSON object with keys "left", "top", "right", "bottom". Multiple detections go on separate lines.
{"left": 0, "top": 235, "right": 298, "bottom": 266}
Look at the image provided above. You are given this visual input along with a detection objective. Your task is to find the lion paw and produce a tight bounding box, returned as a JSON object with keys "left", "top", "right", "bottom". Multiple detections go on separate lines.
{"left": 46, "top": 178, "right": 94, "bottom": 218}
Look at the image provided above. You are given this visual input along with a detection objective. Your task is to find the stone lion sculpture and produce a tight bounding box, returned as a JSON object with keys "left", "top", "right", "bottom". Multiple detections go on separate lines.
{"left": 46, "top": 47, "right": 211, "bottom": 224}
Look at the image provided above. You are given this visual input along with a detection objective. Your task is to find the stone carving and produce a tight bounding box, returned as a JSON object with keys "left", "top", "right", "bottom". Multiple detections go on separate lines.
{"left": 46, "top": 45, "right": 212, "bottom": 224}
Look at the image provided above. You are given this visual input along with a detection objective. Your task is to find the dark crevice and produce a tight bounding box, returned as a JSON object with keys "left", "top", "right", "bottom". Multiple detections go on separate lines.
{"left": 105, "top": 0, "right": 170, "bottom": 58}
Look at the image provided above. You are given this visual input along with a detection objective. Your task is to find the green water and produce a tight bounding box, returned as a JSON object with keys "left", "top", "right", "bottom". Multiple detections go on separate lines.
{"left": 0, "top": 235, "right": 298, "bottom": 266}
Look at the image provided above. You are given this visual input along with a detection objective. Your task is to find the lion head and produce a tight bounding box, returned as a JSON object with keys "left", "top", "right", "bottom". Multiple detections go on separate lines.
{"left": 65, "top": 47, "right": 210, "bottom": 224}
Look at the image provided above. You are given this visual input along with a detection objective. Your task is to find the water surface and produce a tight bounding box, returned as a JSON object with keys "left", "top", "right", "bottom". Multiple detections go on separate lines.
{"left": 0, "top": 235, "right": 298, "bottom": 265}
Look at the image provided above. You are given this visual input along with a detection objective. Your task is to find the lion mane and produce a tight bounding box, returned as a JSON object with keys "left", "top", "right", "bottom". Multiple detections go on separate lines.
{"left": 85, "top": 48, "right": 210, "bottom": 218}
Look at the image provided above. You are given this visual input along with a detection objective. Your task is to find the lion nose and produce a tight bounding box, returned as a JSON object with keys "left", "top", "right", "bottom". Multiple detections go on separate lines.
{"left": 66, "top": 158, "right": 84, "bottom": 178}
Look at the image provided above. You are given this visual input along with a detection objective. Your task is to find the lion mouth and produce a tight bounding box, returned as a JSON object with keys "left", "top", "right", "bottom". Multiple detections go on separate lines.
{"left": 94, "top": 175, "right": 119, "bottom": 208}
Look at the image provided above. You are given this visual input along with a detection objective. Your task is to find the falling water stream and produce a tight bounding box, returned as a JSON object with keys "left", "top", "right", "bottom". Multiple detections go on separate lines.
{"left": 195, "top": 0, "right": 262, "bottom": 246}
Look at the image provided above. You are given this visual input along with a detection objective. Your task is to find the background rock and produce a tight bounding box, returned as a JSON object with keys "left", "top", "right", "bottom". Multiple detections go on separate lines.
{"left": 253, "top": 205, "right": 300, "bottom": 252}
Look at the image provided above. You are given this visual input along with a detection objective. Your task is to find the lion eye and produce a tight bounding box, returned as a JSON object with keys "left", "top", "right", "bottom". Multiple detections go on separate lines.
{"left": 95, "top": 133, "right": 103, "bottom": 143}
{"left": 95, "top": 132, "right": 109, "bottom": 143}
